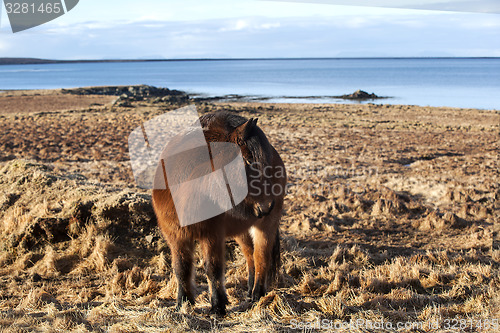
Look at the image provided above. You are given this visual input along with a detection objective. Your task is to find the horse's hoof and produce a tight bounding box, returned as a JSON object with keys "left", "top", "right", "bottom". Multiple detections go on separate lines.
{"left": 251, "top": 292, "right": 264, "bottom": 303}
{"left": 209, "top": 305, "right": 226, "bottom": 317}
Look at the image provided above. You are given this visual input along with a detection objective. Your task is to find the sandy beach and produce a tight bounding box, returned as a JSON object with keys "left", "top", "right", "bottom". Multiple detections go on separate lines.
{"left": 0, "top": 87, "right": 498, "bottom": 332}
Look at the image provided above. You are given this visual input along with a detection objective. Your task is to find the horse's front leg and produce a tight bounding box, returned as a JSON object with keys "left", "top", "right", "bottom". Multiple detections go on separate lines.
{"left": 169, "top": 237, "right": 195, "bottom": 308}
{"left": 201, "top": 236, "right": 228, "bottom": 316}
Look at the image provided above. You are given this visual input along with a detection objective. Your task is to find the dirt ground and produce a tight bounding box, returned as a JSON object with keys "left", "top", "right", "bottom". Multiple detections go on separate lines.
{"left": 0, "top": 90, "right": 116, "bottom": 114}
{"left": 0, "top": 89, "right": 498, "bottom": 332}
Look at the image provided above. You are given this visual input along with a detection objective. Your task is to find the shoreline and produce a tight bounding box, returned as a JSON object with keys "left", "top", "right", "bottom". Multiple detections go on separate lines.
{"left": 1, "top": 86, "right": 498, "bottom": 113}
{"left": 2, "top": 58, "right": 499, "bottom": 110}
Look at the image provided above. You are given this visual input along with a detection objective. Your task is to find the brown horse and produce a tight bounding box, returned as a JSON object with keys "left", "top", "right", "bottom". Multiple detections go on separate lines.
{"left": 152, "top": 111, "right": 287, "bottom": 315}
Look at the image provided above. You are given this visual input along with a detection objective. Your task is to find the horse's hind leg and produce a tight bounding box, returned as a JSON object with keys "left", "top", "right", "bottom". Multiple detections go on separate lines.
{"left": 251, "top": 206, "right": 281, "bottom": 301}
{"left": 235, "top": 232, "right": 255, "bottom": 298}
{"left": 201, "top": 236, "right": 228, "bottom": 315}
{"left": 169, "top": 237, "right": 195, "bottom": 308}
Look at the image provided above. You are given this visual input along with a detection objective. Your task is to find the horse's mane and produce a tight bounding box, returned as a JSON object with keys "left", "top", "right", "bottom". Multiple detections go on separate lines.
{"left": 199, "top": 111, "right": 246, "bottom": 131}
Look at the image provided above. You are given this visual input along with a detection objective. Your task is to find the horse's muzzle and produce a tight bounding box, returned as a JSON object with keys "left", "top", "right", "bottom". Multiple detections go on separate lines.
{"left": 253, "top": 200, "right": 275, "bottom": 218}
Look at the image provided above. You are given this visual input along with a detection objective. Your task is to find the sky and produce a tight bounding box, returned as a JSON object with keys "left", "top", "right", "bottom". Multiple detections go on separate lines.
{"left": 0, "top": 0, "right": 499, "bottom": 59}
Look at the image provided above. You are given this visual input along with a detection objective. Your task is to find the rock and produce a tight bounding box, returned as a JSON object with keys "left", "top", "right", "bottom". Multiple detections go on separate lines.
{"left": 336, "top": 90, "right": 384, "bottom": 100}
{"left": 115, "top": 100, "right": 133, "bottom": 108}
{"left": 62, "top": 85, "right": 189, "bottom": 103}
{"left": 145, "top": 234, "right": 154, "bottom": 244}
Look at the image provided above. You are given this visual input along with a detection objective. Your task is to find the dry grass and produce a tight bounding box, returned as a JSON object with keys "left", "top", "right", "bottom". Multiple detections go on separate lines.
{"left": 0, "top": 92, "right": 498, "bottom": 332}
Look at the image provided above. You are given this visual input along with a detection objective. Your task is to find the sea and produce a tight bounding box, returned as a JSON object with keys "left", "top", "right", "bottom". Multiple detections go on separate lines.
{"left": 0, "top": 58, "right": 499, "bottom": 110}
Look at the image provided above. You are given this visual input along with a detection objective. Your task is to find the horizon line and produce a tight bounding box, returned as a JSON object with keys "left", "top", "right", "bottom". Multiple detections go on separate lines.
{"left": 1, "top": 56, "right": 499, "bottom": 65}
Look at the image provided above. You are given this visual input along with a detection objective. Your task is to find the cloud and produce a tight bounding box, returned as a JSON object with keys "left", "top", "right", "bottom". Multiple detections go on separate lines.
{"left": 217, "top": 18, "right": 282, "bottom": 32}
{"left": 0, "top": 40, "right": 9, "bottom": 52}
{"left": 1, "top": 11, "right": 499, "bottom": 59}
{"left": 235, "top": 19, "right": 250, "bottom": 31}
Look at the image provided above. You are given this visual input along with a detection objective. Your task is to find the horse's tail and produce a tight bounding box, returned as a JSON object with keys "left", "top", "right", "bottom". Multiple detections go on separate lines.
{"left": 269, "top": 228, "right": 280, "bottom": 286}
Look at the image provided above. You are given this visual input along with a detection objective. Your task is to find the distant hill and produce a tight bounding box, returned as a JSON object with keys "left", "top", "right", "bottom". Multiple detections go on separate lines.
{"left": 0, "top": 58, "right": 61, "bottom": 65}
{"left": 2, "top": 56, "right": 497, "bottom": 66}
{"left": 0, "top": 58, "right": 167, "bottom": 65}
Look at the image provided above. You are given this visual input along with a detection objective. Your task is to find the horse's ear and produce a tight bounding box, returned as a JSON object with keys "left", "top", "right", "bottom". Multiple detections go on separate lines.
{"left": 234, "top": 118, "right": 258, "bottom": 141}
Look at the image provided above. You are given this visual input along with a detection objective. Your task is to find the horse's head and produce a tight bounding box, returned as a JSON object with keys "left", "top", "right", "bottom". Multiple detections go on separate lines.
{"left": 200, "top": 112, "right": 278, "bottom": 219}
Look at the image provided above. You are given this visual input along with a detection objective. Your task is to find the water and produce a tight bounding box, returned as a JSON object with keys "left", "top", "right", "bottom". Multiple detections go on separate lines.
{"left": 0, "top": 58, "right": 499, "bottom": 109}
